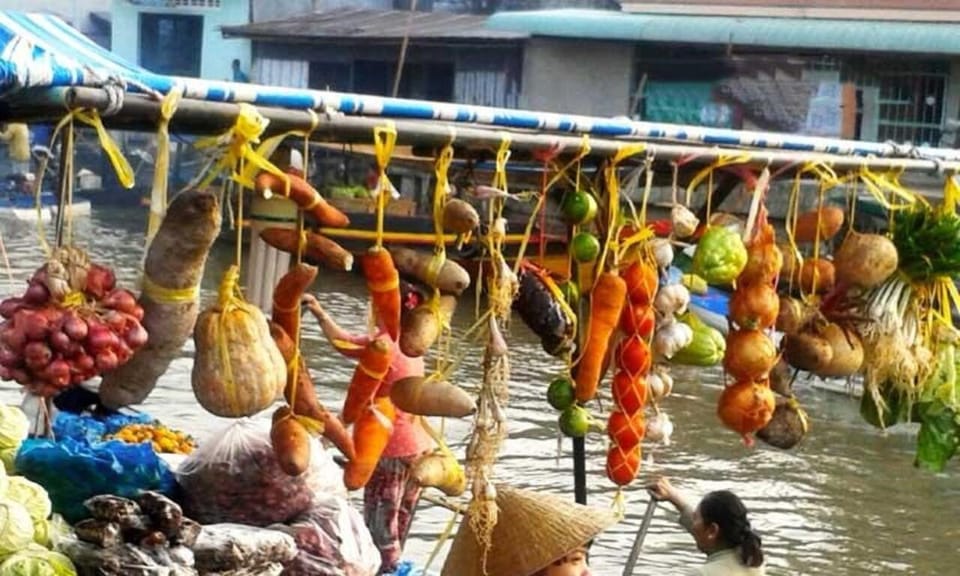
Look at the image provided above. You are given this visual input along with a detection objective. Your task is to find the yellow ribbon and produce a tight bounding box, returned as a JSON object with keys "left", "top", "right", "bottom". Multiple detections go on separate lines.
{"left": 942, "top": 173, "right": 960, "bottom": 215}
{"left": 140, "top": 273, "right": 200, "bottom": 303}
{"left": 684, "top": 151, "right": 753, "bottom": 200}
{"left": 195, "top": 103, "right": 287, "bottom": 190}
{"left": 70, "top": 109, "right": 135, "bottom": 190}
{"left": 372, "top": 122, "right": 398, "bottom": 248}
{"left": 598, "top": 144, "right": 647, "bottom": 273}
{"left": 146, "top": 87, "right": 183, "bottom": 246}
{"left": 61, "top": 291, "right": 85, "bottom": 309}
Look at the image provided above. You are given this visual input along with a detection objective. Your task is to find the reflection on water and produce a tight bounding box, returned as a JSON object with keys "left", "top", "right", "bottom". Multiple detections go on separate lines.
{"left": 2, "top": 208, "right": 959, "bottom": 575}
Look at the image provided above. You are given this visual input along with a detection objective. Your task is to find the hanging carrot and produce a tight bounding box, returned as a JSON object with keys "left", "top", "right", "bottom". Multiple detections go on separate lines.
{"left": 342, "top": 336, "right": 393, "bottom": 425}
{"left": 361, "top": 247, "right": 401, "bottom": 340}
{"left": 272, "top": 263, "right": 318, "bottom": 338}
{"left": 574, "top": 272, "right": 627, "bottom": 403}
{"left": 344, "top": 397, "right": 396, "bottom": 490}
{"left": 270, "top": 322, "right": 355, "bottom": 460}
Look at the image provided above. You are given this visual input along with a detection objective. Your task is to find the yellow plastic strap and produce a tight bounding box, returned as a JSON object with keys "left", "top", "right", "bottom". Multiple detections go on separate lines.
{"left": 425, "top": 252, "right": 446, "bottom": 289}
{"left": 368, "top": 276, "right": 400, "bottom": 293}
{"left": 215, "top": 267, "right": 242, "bottom": 415}
{"left": 147, "top": 87, "right": 183, "bottom": 246}
{"left": 684, "top": 151, "right": 753, "bottom": 200}
{"left": 493, "top": 133, "right": 512, "bottom": 192}
{"left": 373, "top": 123, "right": 398, "bottom": 248}
{"left": 61, "top": 291, "right": 85, "bottom": 309}
{"left": 943, "top": 173, "right": 960, "bottom": 215}
{"left": 331, "top": 338, "right": 365, "bottom": 352}
{"left": 141, "top": 273, "right": 200, "bottom": 303}
{"left": 72, "top": 109, "right": 135, "bottom": 189}
{"left": 598, "top": 144, "right": 645, "bottom": 273}
{"left": 196, "top": 103, "right": 286, "bottom": 190}
{"left": 359, "top": 363, "right": 390, "bottom": 380}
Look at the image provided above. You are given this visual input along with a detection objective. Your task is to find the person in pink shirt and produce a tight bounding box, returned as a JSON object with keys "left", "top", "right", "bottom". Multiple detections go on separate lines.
{"left": 302, "top": 286, "right": 434, "bottom": 574}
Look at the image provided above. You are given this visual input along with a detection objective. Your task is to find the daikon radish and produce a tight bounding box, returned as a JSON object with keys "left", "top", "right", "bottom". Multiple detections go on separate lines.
{"left": 389, "top": 376, "right": 477, "bottom": 418}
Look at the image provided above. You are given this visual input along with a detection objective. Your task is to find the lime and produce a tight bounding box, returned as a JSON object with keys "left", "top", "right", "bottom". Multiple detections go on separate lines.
{"left": 572, "top": 232, "right": 601, "bottom": 263}
{"left": 561, "top": 190, "right": 598, "bottom": 225}
{"left": 559, "top": 280, "right": 580, "bottom": 306}
{"left": 559, "top": 404, "right": 592, "bottom": 438}
{"left": 547, "top": 377, "right": 576, "bottom": 410}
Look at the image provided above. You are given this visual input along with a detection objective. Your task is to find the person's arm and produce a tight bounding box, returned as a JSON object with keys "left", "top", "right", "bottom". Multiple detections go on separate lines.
{"left": 302, "top": 294, "right": 369, "bottom": 359}
{"left": 647, "top": 477, "right": 697, "bottom": 536}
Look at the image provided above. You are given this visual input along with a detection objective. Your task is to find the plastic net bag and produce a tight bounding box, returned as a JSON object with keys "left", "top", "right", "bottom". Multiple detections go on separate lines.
{"left": 14, "top": 438, "right": 176, "bottom": 523}
{"left": 273, "top": 496, "right": 380, "bottom": 576}
{"left": 176, "top": 420, "right": 336, "bottom": 526}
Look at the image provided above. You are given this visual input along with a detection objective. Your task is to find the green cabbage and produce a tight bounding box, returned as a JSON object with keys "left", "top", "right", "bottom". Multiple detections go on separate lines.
{"left": 31, "top": 515, "right": 68, "bottom": 550}
{"left": 0, "top": 465, "right": 7, "bottom": 498}
{"left": 3, "top": 478, "right": 50, "bottom": 525}
{"left": 0, "top": 407, "right": 28, "bottom": 452}
{"left": 0, "top": 545, "right": 76, "bottom": 575}
{"left": 0, "top": 500, "right": 34, "bottom": 558}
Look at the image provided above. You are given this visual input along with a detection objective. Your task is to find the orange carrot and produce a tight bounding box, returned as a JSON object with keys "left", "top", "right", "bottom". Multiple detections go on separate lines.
{"left": 361, "top": 247, "right": 401, "bottom": 340}
{"left": 270, "top": 322, "right": 356, "bottom": 461}
{"left": 342, "top": 336, "right": 393, "bottom": 425}
{"left": 272, "top": 263, "right": 318, "bottom": 339}
{"left": 344, "top": 397, "right": 396, "bottom": 490}
{"left": 574, "top": 272, "right": 627, "bottom": 403}
{"left": 255, "top": 170, "right": 350, "bottom": 228}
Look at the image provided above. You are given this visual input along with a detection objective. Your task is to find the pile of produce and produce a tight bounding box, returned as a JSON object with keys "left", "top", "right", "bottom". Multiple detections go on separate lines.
{"left": 106, "top": 423, "right": 196, "bottom": 455}
{"left": 0, "top": 404, "right": 28, "bottom": 473}
{"left": 0, "top": 247, "right": 148, "bottom": 397}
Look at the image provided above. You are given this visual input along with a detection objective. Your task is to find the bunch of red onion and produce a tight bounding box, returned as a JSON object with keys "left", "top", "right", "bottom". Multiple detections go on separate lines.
{"left": 0, "top": 260, "right": 148, "bottom": 397}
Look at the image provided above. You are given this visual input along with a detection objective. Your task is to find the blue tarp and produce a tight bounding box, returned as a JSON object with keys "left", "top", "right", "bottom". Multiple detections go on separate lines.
{"left": 2, "top": 10, "right": 959, "bottom": 161}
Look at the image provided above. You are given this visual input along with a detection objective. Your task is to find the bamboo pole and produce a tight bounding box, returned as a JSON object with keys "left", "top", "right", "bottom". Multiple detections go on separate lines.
{"left": 3, "top": 87, "right": 959, "bottom": 175}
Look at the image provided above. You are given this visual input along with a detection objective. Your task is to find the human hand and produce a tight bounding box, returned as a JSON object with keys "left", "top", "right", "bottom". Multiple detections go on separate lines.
{"left": 646, "top": 476, "right": 677, "bottom": 503}
{"left": 301, "top": 294, "right": 322, "bottom": 314}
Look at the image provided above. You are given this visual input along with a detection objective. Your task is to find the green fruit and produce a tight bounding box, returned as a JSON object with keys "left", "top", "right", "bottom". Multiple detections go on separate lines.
{"left": 561, "top": 190, "right": 598, "bottom": 225}
{"left": 559, "top": 281, "right": 580, "bottom": 306}
{"left": 547, "top": 377, "right": 576, "bottom": 410}
{"left": 572, "top": 232, "right": 601, "bottom": 263}
{"left": 559, "top": 404, "right": 591, "bottom": 438}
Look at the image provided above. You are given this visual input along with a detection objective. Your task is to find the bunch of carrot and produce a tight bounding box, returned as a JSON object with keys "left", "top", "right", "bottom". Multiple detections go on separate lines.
{"left": 606, "top": 259, "right": 657, "bottom": 487}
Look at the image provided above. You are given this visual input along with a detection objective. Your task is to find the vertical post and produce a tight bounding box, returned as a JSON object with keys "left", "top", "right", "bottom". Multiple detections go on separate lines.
{"left": 573, "top": 436, "right": 587, "bottom": 505}
{"left": 54, "top": 121, "right": 73, "bottom": 247}
{"left": 246, "top": 193, "right": 296, "bottom": 313}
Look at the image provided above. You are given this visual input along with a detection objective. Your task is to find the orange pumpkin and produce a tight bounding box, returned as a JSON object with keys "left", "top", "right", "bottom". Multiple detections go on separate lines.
{"left": 740, "top": 224, "right": 783, "bottom": 286}
{"left": 616, "top": 334, "right": 652, "bottom": 376}
{"left": 619, "top": 302, "right": 656, "bottom": 339}
{"left": 729, "top": 283, "right": 780, "bottom": 331}
{"left": 612, "top": 371, "right": 648, "bottom": 414}
{"left": 621, "top": 261, "right": 658, "bottom": 307}
{"left": 607, "top": 409, "right": 646, "bottom": 449}
{"left": 606, "top": 444, "right": 642, "bottom": 486}
{"left": 717, "top": 380, "right": 776, "bottom": 445}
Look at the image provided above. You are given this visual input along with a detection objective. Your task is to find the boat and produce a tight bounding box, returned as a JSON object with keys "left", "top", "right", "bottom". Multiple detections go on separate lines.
{"left": 0, "top": 190, "right": 91, "bottom": 223}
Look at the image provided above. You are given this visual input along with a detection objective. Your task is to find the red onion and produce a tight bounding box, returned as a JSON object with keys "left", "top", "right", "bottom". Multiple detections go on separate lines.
{"left": 86, "top": 324, "right": 119, "bottom": 352}
{"left": 0, "top": 324, "right": 25, "bottom": 354}
{"left": 0, "top": 346, "right": 21, "bottom": 369}
{"left": 0, "top": 298, "right": 24, "bottom": 319}
{"left": 101, "top": 310, "right": 127, "bottom": 333}
{"left": 85, "top": 264, "right": 116, "bottom": 300}
{"left": 124, "top": 322, "right": 148, "bottom": 349}
{"left": 95, "top": 349, "right": 119, "bottom": 372}
{"left": 131, "top": 305, "right": 145, "bottom": 322}
{"left": 64, "top": 314, "right": 89, "bottom": 341}
{"left": 43, "top": 359, "right": 71, "bottom": 388}
{"left": 24, "top": 341, "right": 52, "bottom": 370}
{"left": 115, "top": 341, "right": 132, "bottom": 363}
{"left": 49, "top": 330, "right": 72, "bottom": 353}
{"left": 73, "top": 354, "right": 95, "bottom": 373}
{"left": 102, "top": 289, "right": 138, "bottom": 315}
{"left": 11, "top": 368, "right": 29, "bottom": 385}
{"left": 23, "top": 282, "right": 50, "bottom": 306}
{"left": 18, "top": 310, "right": 50, "bottom": 341}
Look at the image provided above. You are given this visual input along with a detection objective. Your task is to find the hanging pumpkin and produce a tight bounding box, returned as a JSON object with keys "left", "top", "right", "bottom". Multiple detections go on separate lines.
{"left": 717, "top": 380, "right": 776, "bottom": 445}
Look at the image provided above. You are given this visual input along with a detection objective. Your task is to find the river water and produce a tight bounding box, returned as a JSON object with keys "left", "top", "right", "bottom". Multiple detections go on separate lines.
{"left": 1, "top": 207, "right": 958, "bottom": 576}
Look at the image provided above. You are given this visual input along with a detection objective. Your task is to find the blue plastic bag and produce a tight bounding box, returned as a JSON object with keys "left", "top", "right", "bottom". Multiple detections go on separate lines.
{"left": 52, "top": 411, "right": 153, "bottom": 444}
{"left": 14, "top": 437, "right": 176, "bottom": 523}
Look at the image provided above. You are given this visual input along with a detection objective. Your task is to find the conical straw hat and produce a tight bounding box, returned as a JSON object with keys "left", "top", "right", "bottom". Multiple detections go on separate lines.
{"left": 441, "top": 485, "right": 618, "bottom": 576}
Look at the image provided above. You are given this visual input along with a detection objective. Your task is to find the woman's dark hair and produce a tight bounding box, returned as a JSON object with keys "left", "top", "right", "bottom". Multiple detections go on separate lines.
{"left": 699, "top": 490, "right": 764, "bottom": 568}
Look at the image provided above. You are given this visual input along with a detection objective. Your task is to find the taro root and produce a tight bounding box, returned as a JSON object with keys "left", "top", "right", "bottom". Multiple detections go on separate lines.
{"left": 757, "top": 397, "right": 810, "bottom": 450}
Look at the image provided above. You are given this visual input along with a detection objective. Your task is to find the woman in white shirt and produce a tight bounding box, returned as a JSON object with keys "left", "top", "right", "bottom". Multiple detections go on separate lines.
{"left": 647, "top": 477, "right": 766, "bottom": 576}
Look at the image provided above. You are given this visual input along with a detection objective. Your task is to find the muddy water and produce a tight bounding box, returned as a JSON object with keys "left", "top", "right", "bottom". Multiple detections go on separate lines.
{"left": 1, "top": 207, "right": 958, "bottom": 575}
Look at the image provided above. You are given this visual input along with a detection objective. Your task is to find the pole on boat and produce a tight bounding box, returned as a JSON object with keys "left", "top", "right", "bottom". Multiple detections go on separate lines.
{"left": 621, "top": 496, "right": 659, "bottom": 576}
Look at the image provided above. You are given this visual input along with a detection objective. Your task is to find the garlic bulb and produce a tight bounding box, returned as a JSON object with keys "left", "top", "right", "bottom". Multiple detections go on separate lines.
{"left": 650, "top": 238, "right": 675, "bottom": 269}
{"left": 654, "top": 283, "right": 690, "bottom": 317}
{"left": 654, "top": 365, "right": 674, "bottom": 398}
{"left": 648, "top": 372, "right": 666, "bottom": 401}
{"left": 653, "top": 320, "right": 694, "bottom": 360}
{"left": 646, "top": 412, "right": 674, "bottom": 446}
{"left": 671, "top": 204, "right": 700, "bottom": 239}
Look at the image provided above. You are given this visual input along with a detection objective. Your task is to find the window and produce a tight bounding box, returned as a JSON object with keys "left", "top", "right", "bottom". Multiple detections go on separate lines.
{"left": 352, "top": 60, "right": 454, "bottom": 101}
{"left": 309, "top": 62, "right": 351, "bottom": 91}
{"left": 139, "top": 13, "right": 203, "bottom": 77}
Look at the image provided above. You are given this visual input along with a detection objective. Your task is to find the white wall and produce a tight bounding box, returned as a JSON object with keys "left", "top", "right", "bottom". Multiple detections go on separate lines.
{"left": 0, "top": 0, "right": 110, "bottom": 29}
{"left": 520, "top": 38, "right": 634, "bottom": 117}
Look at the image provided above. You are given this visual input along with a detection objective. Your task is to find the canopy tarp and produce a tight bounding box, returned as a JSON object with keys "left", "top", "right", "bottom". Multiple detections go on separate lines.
{"left": 1, "top": 10, "right": 959, "bottom": 162}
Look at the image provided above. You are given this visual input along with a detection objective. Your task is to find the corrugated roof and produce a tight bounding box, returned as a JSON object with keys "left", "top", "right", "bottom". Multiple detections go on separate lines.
{"left": 222, "top": 7, "right": 528, "bottom": 44}
{"left": 486, "top": 8, "right": 960, "bottom": 55}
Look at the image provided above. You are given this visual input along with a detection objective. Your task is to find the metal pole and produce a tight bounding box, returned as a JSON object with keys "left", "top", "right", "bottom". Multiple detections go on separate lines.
{"left": 622, "top": 497, "right": 659, "bottom": 576}
{"left": 573, "top": 436, "right": 587, "bottom": 505}
{"left": 6, "top": 87, "right": 960, "bottom": 175}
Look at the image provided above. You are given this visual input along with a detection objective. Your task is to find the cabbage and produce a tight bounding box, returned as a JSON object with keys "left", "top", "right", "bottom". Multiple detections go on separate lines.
{"left": 0, "top": 407, "right": 28, "bottom": 452}
{"left": 0, "top": 545, "right": 76, "bottom": 575}
{"left": 3, "top": 478, "right": 50, "bottom": 525}
{"left": 0, "top": 465, "right": 7, "bottom": 498}
{"left": 0, "top": 449, "right": 15, "bottom": 476}
{"left": 30, "top": 515, "right": 68, "bottom": 550}
{"left": 0, "top": 500, "right": 34, "bottom": 557}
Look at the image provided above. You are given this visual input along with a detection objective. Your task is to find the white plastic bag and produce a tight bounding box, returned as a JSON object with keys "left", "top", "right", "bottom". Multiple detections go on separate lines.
{"left": 274, "top": 496, "right": 381, "bottom": 576}
{"left": 176, "top": 420, "right": 336, "bottom": 526}
{"left": 192, "top": 523, "right": 297, "bottom": 574}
